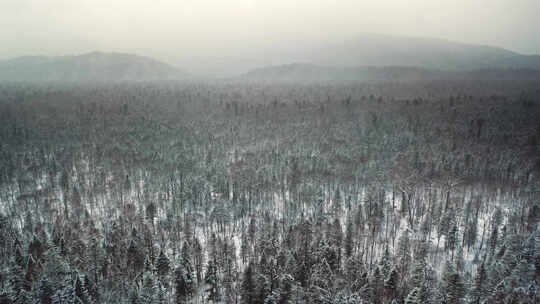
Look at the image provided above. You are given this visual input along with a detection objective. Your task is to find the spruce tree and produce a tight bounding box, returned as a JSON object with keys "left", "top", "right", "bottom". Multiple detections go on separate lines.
{"left": 344, "top": 218, "right": 354, "bottom": 257}
{"left": 74, "top": 276, "right": 90, "bottom": 304}
{"left": 384, "top": 267, "right": 399, "bottom": 302}
{"left": 470, "top": 262, "right": 486, "bottom": 304}
{"left": 51, "top": 280, "right": 77, "bottom": 304}
{"left": 174, "top": 260, "right": 194, "bottom": 304}
{"left": 446, "top": 223, "right": 458, "bottom": 259}
{"left": 38, "top": 277, "right": 54, "bottom": 304}
{"left": 204, "top": 259, "right": 220, "bottom": 302}
{"left": 138, "top": 272, "right": 157, "bottom": 304}
{"left": 156, "top": 250, "right": 170, "bottom": 278}
{"left": 418, "top": 266, "right": 437, "bottom": 304}
{"left": 404, "top": 287, "right": 420, "bottom": 304}
{"left": 396, "top": 230, "right": 411, "bottom": 279}
{"left": 241, "top": 263, "right": 255, "bottom": 304}
{"left": 83, "top": 275, "right": 98, "bottom": 302}
{"left": 442, "top": 261, "right": 465, "bottom": 304}
{"left": 379, "top": 246, "right": 392, "bottom": 278}
{"left": 277, "top": 274, "right": 293, "bottom": 304}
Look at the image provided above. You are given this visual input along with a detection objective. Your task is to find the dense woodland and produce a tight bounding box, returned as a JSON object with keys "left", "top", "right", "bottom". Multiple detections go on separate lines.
{"left": 0, "top": 79, "right": 540, "bottom": 304}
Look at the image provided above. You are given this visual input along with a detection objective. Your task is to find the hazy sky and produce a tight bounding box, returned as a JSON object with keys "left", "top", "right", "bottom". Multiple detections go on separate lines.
{"left": 1, "top": 0, "right": 539, "bottom": 66}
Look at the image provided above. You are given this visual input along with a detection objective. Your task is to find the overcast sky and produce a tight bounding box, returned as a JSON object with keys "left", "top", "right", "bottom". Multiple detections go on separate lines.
{"left": 1, "top": 0, "right": 539, "bottom": 66}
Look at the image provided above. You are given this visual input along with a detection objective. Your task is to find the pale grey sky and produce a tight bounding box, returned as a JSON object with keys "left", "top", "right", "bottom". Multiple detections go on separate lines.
{"left": 1, "top": 0, "right": 539, "bottom": 66}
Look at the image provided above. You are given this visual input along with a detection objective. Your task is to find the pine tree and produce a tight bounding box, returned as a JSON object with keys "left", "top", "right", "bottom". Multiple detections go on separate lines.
{"left": 41, "top": 247, "right": 70, "bottom": 292}
{"left": 344, "top": 218, "right": 354, "bottom": 257}
{"left": 241, "top": 263, "right": 256, "bottom": 304}
{"left": 8, "top": 254, "right": 22, "bottom": 290}
{"left": 174, "top": 260, "right": 194, "bottom": 304}
{"left": 510, "top": 259, "right": 532, "bottom": 291}
{"left": 489, "top": 227, "right": 499, "bottom": 257}
{"left": 396, "top": 230, "right": 411, "bottom": 279}
{"left": 354, "top": 206, "right": 364, "bottom": 235}
{"left": 470, "top": 262, "right": 486, "bottom": 304}
{"left": 83, "top": 275, "right": 98, "bottom": 303}
{"left": 500, "top": 232, "right": 520, "bottom": 276}
{"left": 74, "top": 276, "right": 90, "bottom": 304}
{"left": 420, "top": 214, "right": 432, "bottom": 240}
{"left": 264, "top": 290, "right": 280, "bottom": 304}
{"left": 72, "top": 186, "right": 82, "bottom": 220}
{"left": 277, "top": 274, "right": 293, "bottom": 304}
{"left": 410, "top": 260, "right": 425, "bottom": 290}
{"left": 156, "top": 250, "right": 170, "bottom": 278}
{"left": 316, "top": 239, "right": 339, "bottom": 272}
{"left": 127, "top": 240, "right": 144, "bottom": 277}
{"left": 446, "top": 223, "right": 458, "bottom": 258}
{"left": 0, "top": 292, "right": 10, "bottom": 304}
{"left": 38, "top": 277, "right": 54, "bottom": 304}
{"left": 438, "top": 210, "right": 454, "bottom": 243}
{"left": 138, "top": 272, "right": 157, "bottom": 304}
{"left": 192, "top": 237, "right": 204, "bottom": 284}
{"left": 331, "top": 188, "right": 343, "bottom": 216}
{"left": 309, "top": 259, "right": 333, "bottom": 294}
{"left": 51, "top": 280, "right": 77, "bottom": 304}
{"left": 297, "top": 220, "right": 313, "bottom": 288}
{"left": 369, "top": 267, "right": 383, "bottom": 304}
{"left": 442, "top": 261, "right": 465, "bottom": 304}
{"left": 464, "top": 215, "right": 478, "bottom": 250}
{"left": 384, "top": 267, "right": 399, "bottom": 302}
{"left": 241, "top": 231, "right": 250, "bottom": 265}
{"left": 28, "top": 235, "right": 44, "bottom": 263}
{"left": 129, "top": 284, "right": 139, "bottom": 304}
{"left": 255, "top": 271, "right": 271, "bottom": 304}
{"left": 419, "top": 266, "right": 438, "bottom": 304}
{"left": 404, "top": 287, "right": 420, "bottom": 304}
{"left": 379, "top": 246, "right": 392, "bottom": 278}
{"left": 344, "top": 255, "right": 365, "bottom": 291}
{"left": 248, "top": 218, "right": 257, "bottom": 243}
{"left": 329, "top": 218, "right": 343, "bottom": 268}
{"left": 156, "top": 282, "right": 167, "bottom": 304}
{"left": 204, "top": 259, "right": 220, "bottom": 302}
{"left": 146, "top": 202, "right": 157, "bottom": 228}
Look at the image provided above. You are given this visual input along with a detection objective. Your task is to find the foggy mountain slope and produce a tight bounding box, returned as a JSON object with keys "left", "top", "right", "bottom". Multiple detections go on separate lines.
{"left": 243, "top": 64, "right": 446, "bottom": 82}
{"left": 243, "top": 63, "right": 540, "bottom": 82}
{"left": 0, "top": 52, "right": 189, "bottom": 82}
{"left": 206, "top": 34, "right": 540, "bottom": 76}
{"left": 300, "top": 34, "right": 540, "bottom": 70}
{"left": 2, "top": 35, "right": 539, "bottom": 80}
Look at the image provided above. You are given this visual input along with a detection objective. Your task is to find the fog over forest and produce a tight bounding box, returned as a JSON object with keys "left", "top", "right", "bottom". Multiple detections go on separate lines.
{"left": 1, "top": 0, "right": 539, "bottom": 75}
{"left": 1, "top": 1, "right": 540, "bottom": 304}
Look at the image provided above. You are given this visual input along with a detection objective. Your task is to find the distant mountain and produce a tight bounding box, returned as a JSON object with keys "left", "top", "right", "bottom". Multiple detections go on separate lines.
{"left": 243, "top": 63, "right": 540, "bottom": 82}
{"left": 295, "top": 34, "right": 540, "bottom": 70}
{"left": 200, "top": 34, "right": 540, "bottom": 76}
{"left": 243, "top": 64, "right": 439, "bottom": 82}
{"left": 0, "top": 52, "right": 188, "bottom": 82}
{"left": 2, "top": 34, "right": 540, "bottom": 80}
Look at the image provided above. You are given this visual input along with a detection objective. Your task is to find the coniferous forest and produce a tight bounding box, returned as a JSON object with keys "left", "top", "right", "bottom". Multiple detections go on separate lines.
{"left": 0, "top": 79, "right": 540, "bottom": 304}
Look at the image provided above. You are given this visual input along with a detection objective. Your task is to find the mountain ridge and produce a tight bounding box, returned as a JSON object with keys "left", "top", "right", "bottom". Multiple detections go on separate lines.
{"left": 243, "top": 63, "right": 540, "bottom": 82}
{"left": 290, "top": 34, "right": 540, "bottom": 70}
{"left": 0, "top": 51, "right": 189, "bottom": 82}
{"left": 2, "top": 34, "right": 540, "bottom": 81}
{"left": 194, "top": 34, "right": 540, "bottom": 76}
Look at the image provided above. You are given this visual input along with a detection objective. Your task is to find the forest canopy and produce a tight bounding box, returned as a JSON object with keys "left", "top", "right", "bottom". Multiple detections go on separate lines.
{"left": 0, "top": 79, "right": 539, "bottom": 303}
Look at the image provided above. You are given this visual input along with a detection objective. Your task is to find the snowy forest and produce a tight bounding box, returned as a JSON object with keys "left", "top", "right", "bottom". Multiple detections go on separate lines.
{"left": 0, "top": 79, "right": 540, "bottom": 304}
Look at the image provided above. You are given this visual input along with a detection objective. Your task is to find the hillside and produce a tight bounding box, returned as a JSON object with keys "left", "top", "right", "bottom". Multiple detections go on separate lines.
{"left": 244, "top": 63, "right": 540, "bottom": 82}
{"left": 244, "top": 64, "right": 444, "bottom": 82}
{"left": 0, "top": 52, "right": 188, "bottom": 82}
{"left": 1, "top": 80, "right": 539, "bottom": 303}
{"left": 287, "top": 34, "right": 540, "bottom": 70}
{"left": 197, "top": 34, "right": 540, "bottom": 76}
